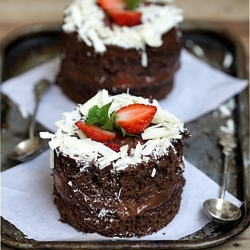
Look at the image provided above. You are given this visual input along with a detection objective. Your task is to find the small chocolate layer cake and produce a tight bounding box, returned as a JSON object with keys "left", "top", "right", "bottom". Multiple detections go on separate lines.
{"left": 40, "top": 90, "right": 190, "bottom": 238}
{"left": 56, "top": 27, "right": 181, "bottom": 103}
{"left": 53, "top": 138, "right": 186, "bottom": 237}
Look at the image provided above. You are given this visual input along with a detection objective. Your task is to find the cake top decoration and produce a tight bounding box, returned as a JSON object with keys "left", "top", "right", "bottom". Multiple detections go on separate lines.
{"left": 62, "top": 0, "right": 183, "bottom": 66}
{"left": 40, "top": 90, "right": 186, "bottom": 170}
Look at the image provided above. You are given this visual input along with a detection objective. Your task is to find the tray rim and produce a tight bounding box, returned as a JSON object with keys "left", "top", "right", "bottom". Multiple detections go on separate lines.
{"left": 1, "top": 20, "right": 249, "bottom": 249}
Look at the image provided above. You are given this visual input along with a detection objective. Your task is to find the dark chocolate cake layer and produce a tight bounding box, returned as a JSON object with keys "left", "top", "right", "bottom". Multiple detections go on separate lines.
{"left": 52, "top": 138, "right": 186, "bottom": 237}
{"left": 56, "top": 27, "right": 181, "bottom": 103}
{"left": 39, "top": 88, "right": 191, "bottom": 238}
{"left": 54, "top": 178, "right": 185, "bottom": 237}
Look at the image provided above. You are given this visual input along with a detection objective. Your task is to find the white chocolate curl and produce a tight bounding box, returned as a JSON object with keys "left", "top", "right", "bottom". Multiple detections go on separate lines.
{"left": 40, "top": 90, "right": 186, "bottom": 170}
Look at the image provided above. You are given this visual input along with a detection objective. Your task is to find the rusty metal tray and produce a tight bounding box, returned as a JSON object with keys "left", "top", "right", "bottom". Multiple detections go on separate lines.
{"left": 1, "top": 21, "right": 249, "bottom": 249}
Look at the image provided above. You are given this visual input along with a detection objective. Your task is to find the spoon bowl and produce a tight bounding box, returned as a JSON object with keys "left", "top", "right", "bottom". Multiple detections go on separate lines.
{"left": 9, "top": 137, "right": 44, "bottom": 162}
{"left": 203, "top": 133, "right": 242, "bottom": 225}
{"left": 9, "top": 79, "right": 50, "bottom": 162}
{"left": 203, "top": 198, "right": 242, "bottom": 225}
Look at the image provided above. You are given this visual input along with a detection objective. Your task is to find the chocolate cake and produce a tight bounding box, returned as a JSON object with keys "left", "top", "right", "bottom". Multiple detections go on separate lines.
{"left": 40, "top": 89, "right": 190, "bottom": 238}
{"left": 56, "top": 0, "right": 183, "bottom": 103}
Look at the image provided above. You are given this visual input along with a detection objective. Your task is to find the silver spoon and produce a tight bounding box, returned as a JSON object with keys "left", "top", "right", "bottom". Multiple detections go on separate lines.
{"left": 9, "top": 79, "right": 50, "bottom": 162}
{"left": 203, "top": 134, "right": 242, "bottom": 224}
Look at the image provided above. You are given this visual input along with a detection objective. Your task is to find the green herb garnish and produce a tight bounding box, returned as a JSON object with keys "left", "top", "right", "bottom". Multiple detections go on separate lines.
{"left": 86, "top": 102, "right": 115, "bottom": 131}
{"left": 125, "top": 0, "right": 144, "bottom": 10}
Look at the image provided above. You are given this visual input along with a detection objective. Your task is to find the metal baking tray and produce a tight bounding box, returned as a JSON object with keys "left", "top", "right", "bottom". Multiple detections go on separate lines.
{"left": 1, "top": 21, "right": 249, "bottom": 249}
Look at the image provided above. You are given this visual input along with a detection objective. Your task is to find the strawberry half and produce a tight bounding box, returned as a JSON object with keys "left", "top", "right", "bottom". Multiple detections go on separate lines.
{"left": 110, "top": 11, "right": 142, "bottom": 27}
{"left": 98, "top": 0, "right": 125, "bottom": 12}
{"left": 97, "top": 0, "right": 142, "bottom": 27}
{"left": 105, "top": 142, "right": 121, "bottom": 152}
{"left": 117, "top": 73, "right": 131, "bottom": 85}
{"left": 115, "top": 104, "right": 157, "bottom": 134}
{"left": 75, "top": 121, "right": 116, "bottom": 142}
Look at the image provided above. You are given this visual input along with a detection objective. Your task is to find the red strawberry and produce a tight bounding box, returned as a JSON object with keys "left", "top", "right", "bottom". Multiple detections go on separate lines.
{"left": 117, "top": 73, "right": 130, "bottom": 85}
{"left": 115, "top": 104, "right": 157, "bottom": 134}
{"left": 97, "top": 0, "right": 142, "bottom": 27}
{"left": 105, "top": 142, "right": 121, "bottom": 152}
{"left": 75, "top": 121, "right": 116, "bottom": 142}
{"left": 110, "top": 11, "right": 142, "bottom": 27}
{"left": 98, "top": 0, "right": 125, "bottom": 12}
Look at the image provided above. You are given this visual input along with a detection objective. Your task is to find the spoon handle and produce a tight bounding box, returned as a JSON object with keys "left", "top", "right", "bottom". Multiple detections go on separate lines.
{"left": 29, "top": 79, "right": 51, "bottom": 138}
{"left": 219, "top": 134, "right": 236, "bottom": 199}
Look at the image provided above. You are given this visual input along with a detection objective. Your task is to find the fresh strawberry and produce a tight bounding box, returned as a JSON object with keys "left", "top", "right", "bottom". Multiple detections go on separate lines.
{"left": 75, "top": 121, "right": 116, "bottom": 142}
{"left": 110, "top": 11, "right": 142, "bottom": 27}
{"left": 98, "top": 0, "right": 142, "bottom": 27}
{"left": 98, "top": 0, "right": 125, "bottom": 12}
{"left": 117, "top": 73, "right": 130, "bottom": 85}
{"left": 115, "top": 104, "right": 157, "bottom": 134}
{"left": 105, "top": 142, "right": 121, "bottom": 152}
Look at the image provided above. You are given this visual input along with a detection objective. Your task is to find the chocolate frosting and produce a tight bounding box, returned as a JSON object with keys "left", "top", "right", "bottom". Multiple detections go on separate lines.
{"left": 54, "top": 169, "right": 183, "bottom": 220}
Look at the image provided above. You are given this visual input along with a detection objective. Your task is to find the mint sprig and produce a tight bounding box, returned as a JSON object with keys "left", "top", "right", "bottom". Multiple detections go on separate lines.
{"left": 86, "top": 102, "right": 115, "bottom": 131}
{"left": 85, "top": 101, "right": 138, "bottom": 137}
{"left": 125, "top": 0, "right": 144, "bottom": 10}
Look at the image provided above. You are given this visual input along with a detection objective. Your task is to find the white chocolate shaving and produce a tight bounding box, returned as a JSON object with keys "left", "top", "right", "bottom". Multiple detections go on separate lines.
{"left": 42, "top": 90, "right": 186, "bottom": 170}
{"left": 151, "top": 168, "right": 157, "bottom": 177}
{"left": 62, "top": 0, "right": 183, "bottom": 67}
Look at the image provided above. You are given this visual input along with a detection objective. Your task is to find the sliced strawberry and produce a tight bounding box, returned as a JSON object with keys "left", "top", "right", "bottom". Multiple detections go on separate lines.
{"left": 98, "top": 0, "right": 142, "bottom": 27}
{"left": 75, "top": 121, "right": 116, "bottom": 142}
{"left": 105, "top": 142, "right": 121, "bottom": 152}
{"left": 117, "top": 73, "right": 130, "bottom": 85}
{"left": 110, "top": 10, "right": 142, "bottom": 27}
{"left": 115, "top": 104, "right": 157, "bottom": 134}
{"left": 97, "top": 0, "right": 125, "bottom": 12}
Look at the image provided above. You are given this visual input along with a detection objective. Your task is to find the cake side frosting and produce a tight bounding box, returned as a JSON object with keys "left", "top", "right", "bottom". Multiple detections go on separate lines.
{"left": 62, "top": 0, "right": 183, "bottom": 66}
{"left": 40, "top": 89, "right": 186, "bottom": 171}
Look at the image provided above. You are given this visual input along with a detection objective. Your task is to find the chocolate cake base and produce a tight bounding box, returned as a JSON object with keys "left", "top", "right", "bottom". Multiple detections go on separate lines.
{"left": 52, "top": 137, "right": 187, "bottom": 238}
{"left": 56, "top": 28, "right": 181, "bottom": 103}
{"left": 54, "top": 178, "right": 185, "bottom": 237}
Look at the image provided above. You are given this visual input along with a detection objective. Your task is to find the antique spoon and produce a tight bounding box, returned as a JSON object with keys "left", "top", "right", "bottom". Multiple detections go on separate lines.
{"left": 203, "top": 133, "right": 242, "bottom": 224}
{"left": 9, "top": 79, "right": 50, "bottom": 162}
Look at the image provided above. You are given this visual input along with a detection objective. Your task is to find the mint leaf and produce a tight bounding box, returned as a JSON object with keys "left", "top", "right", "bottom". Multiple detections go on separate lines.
{"left": 86, "top": 102, "right": 115, "bottom": 131}
{"left": 86, "top": 105, "right": 100, "bottom": 124}
{"left": 125, "top": 0, "right": 144, "bottom": 10}
{"left": 102, "top": 112, "right": 116, "bottom": 131}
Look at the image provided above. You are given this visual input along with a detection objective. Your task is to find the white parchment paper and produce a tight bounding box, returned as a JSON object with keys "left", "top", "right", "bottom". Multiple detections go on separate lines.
{"left": 0, "top": 151, "right": 242, "bottom": 241}
{"left": 1, "top": 50, "right": 248, "bottom": 133}
{"left": 1, "top": 49, "right": 247, "bottom": 241}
